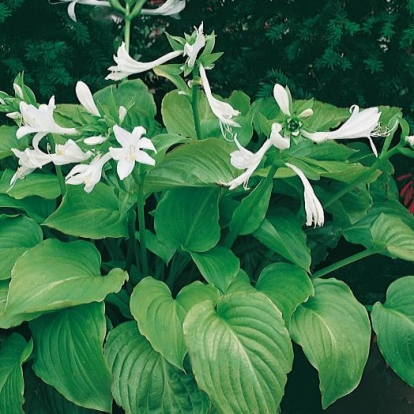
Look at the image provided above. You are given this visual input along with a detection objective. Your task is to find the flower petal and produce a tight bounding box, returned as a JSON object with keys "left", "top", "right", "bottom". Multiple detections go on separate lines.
{"left": 76, "top": 81, "right": 100, "bottom": 116}
{"left": 273, "top": 84, "right": 291, "bottom": 116}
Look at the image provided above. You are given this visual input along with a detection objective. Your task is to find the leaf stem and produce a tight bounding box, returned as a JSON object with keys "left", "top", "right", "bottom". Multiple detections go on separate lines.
{"left": 191, "top": 68, "right": 202, "bottom": 139}
{"left": 132, "top": 168, "right": 149, "bottom": 277}
{"left": 311, "top": 247, "right": 382, "bottom": 279}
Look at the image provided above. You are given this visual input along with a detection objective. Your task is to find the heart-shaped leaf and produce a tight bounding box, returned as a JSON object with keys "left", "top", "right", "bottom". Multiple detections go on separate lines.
{"left": 290, "top": 278, "right": 371, "bottom": 408}
{"left": 104, "top": 321, "right": 209, "bottom": 414}
{"left": 183, "top": 291, "right": 293, "bottom": 412}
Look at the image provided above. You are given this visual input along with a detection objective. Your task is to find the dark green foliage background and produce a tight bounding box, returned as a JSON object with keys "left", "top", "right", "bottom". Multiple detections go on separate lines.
{"left": 1, "top": 0, "right": 414, "bottom": 122}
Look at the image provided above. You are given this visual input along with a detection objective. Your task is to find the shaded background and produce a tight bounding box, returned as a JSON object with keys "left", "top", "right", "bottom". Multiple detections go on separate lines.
{"left": 1, "top": 0, "right": 414, "bottom": 126}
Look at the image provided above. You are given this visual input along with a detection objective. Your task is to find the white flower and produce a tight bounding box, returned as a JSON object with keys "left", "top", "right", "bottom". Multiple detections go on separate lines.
{"left": 10, "top": 148, "right": 52, "bottom": 187}
{"left": 301, "top": 105, "right": 381, "bottom": 156}
{"left": 109, "top": 125, "right": 157, "bottom": 180}
{"left": 118, "top": 106, "right": 127, "bottom": 124}
{"left": 405, "top": 135, "right": 414, "bottom": 146}
{"left": 199, "top": 64, "right": 240, "bottom": 137}
{"left": 183, "top": 22, "right": 206, "bottom": 68}
{"left": 50, "top": 139, "right": 93, "bottom": 165}
{"left": 13, "top": 83, "right": 24, "bottom": 100}
{"left": 55, "top": 0, "right": 111, "bottom": 22}
{"left": 75, "top": 81, "right": 100, "bottom": 116}
{"left": 106, "top": 43, "right": 183, "bottom": 81}
{"left": 285, "top": 162, "right": 324, "bottom": 227}
{"left": 141, "top": 0, "right": 186, "bottom": 17}
{"left": 17, "top": 97, "right": 77, "bottom": 149}
{"left": 84, "top": 135, "right": 107, "bottom": 145}
{"left": 66, "top": 152, "right": 112, "bottom": 193}
{"left": 224, "top": 138, "right": 273, "bottom": 190}
{"left": 224, "top": 123, "right": 290, "bottom": 190}
{"left": 269, "top": 123, "right": 290, "bottom": 150}
{"left": 273, "top": 84, "right": 314, "bottom": 119}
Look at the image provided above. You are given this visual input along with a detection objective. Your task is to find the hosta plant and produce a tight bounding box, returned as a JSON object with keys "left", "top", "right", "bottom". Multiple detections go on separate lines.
{"left": 0, "top": 0, "right": 414, "bottom": 412}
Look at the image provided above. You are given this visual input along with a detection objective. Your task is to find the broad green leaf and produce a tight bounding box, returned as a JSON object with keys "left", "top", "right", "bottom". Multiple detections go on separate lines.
{"left": 254, "top": 209, "right": 311, "bottom": 271}
{"left": 0, "top": 334, "right": 33, "bottom": 414}
{"left": 342, "top": 201, "right": 414, "bottom": 249}
{"left": 372, "top": 276, "right": 414, "bottom": 387}
{"left": 256, "top": 263, "right": 314, "bottom": 326}
{"left": 162, "top": 90, "right": 250, "bottom": 143}
{"left": 183, "top": 292, "right": 293, "bottom": 413}
{"left": 371, "top": 213, "right": 414, "bottom": 261}
{"left": 0, "top": 194, "right": 55, "bottom": 223}
{"left": 190, "top": 247, "right": 240, "bottom": 292}
{"left": 94, "top": 79, "right": 157, "bottom": 135}
{"left": 0, "top": 239, "right": 127, "bottom": 327}
{"left": 145, "top": 138, "right": 238, "bottom": 192}
{"left": 0, "top": 126, "right": 20, "bottom": 159}
{"left": 318, "top": 184, "right": 372, "bottom": 226}
{"left": 162, "top": 90, "right": 196, "bottom": 138}
{"left": 305, "top": 101, "right": 349, "bottom": 131}
{"left": 24, "top": 365, "right": 99, "bottom": 414}
{"left": 131, "top": 278, "right": 218, "bottom": 369}
{"left": 228, "top": 174, "right": 272, "bottom": 238}
{"left": 155, "top": 187, "right": 220, "bottom": 253}
{"left": 30, "top": 303, "right": 112, "bottom": 412}
{"left": 44, "top": 183, "right": 128, "bottom": 239}
{"left": 290, "top": 278, "right": 371, "bottom": 408}
{"left": 225, "top": 270, "right": 256, "bottom": 294}
{"left": 0, "top": 216, "right": 43, "bottom": 280}
{"left": 0, "top": 170, "right": 60, "bottom": 199}
{"left": 105, "top": 321, "right": 209, "bottom": 414}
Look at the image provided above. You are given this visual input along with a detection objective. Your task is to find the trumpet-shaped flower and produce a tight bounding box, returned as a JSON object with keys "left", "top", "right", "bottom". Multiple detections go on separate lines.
{"left": 17, "top": 97, "right": 77, "bottom": 148}
{"left": 109, "top": 125, "right": 157, "bottom": 180}
{"left": 53, "top": 0, "right": 111, "bottom": 22}
{"left": 66, "top": 152, "right": 112, "bottom": 193}
{"left": 224, "top": 122, "right": 291, "bottom": 190}
{"left": 224, "top": 138, "right": 273, "bottom": 190}
{"left": 106, "top": 43, "right": 183, "bottom": 81}
{"left": 285, "top": 163, "right": 324, "bottom": 227}
{"left": 50, "top": 139, "right": 93, "bottom": 165}
{"left": 183, "top": 23, "right": 206, "bottom": 68}
{"left": 269, "top": 123, "right": 290, "bottom": 150}
{"left": 301, "top": 105, "right": 381, "bottom": 155}
{"left": 76, "top": 81, "right": 100, "bottom": 116}
{"left": 199, "top": 64, "right": 240, "bottom": 137}
{"left": 10, "top": 148, "right": 52, "bottom": 187}
{"left": 141, "top": 0, "right": 186, "bottom": 17}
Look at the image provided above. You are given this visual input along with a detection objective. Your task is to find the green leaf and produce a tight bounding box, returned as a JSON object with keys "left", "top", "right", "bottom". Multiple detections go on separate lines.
{"left": 228, "top": 174, "right": 272, "bottom": 238}
{"left": 372, "top": 276, "right": 414, "bottom": 387}
{"left": 0, "top": 170, "right": 60, "bottom": 200}
{"left": 370, "top": 213, "right": 414, "bottom": 261}
{"left": 105, "top": 321, "right": 209, "bottom": 414}
{"left": 0, "top": 216, "right": 43, "bottom": 280}
{"left": 145, "top": 138, "right": 237, "bottom": 192}
{"left": 0, "top": 334, "right": 33, "bottom": 414}
{"left": 162, "top": 90, "right": 196, "bottom": 138}
{"left": 290, "top": 278, "right": 371, "bottom": 408}
{"left": 256, "top": 263, "right": 314, "bottom": 326}
{"left": 0, "top": 239, "right": 127, "bottom": 327}
{"left": 254, "top": 208, "right": 311, "bottom": 271}
{"left": 155, "top": 187, "right": 220, "bottom": 253}
{"left": 94, "top": 79, "right": 157, "bottom": 134}
{"left": 0, "top": 194, "right": 55, "bottom": 223}
{"left": 0, "top": 126, "right": 20, "bottom": 159}
{"left": 131, "top": 278, "right": 218, "bottom": 369}
{"left": 30, "top": 303, "right": 112, "bottom": 412}
{"left": 24, "top": 364, "right": 99, "bottom": 414}
{"left": 190, "top": 247, "right": 240, "bottom": 292}
{"left": 183, "top": 291, "right": 293, "bottom": 412}
{"left": 342, "top": 201, "right": 414, "bottom": 249}
{"left": 44, "top": 183, "right": 128, "bottom": 239}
